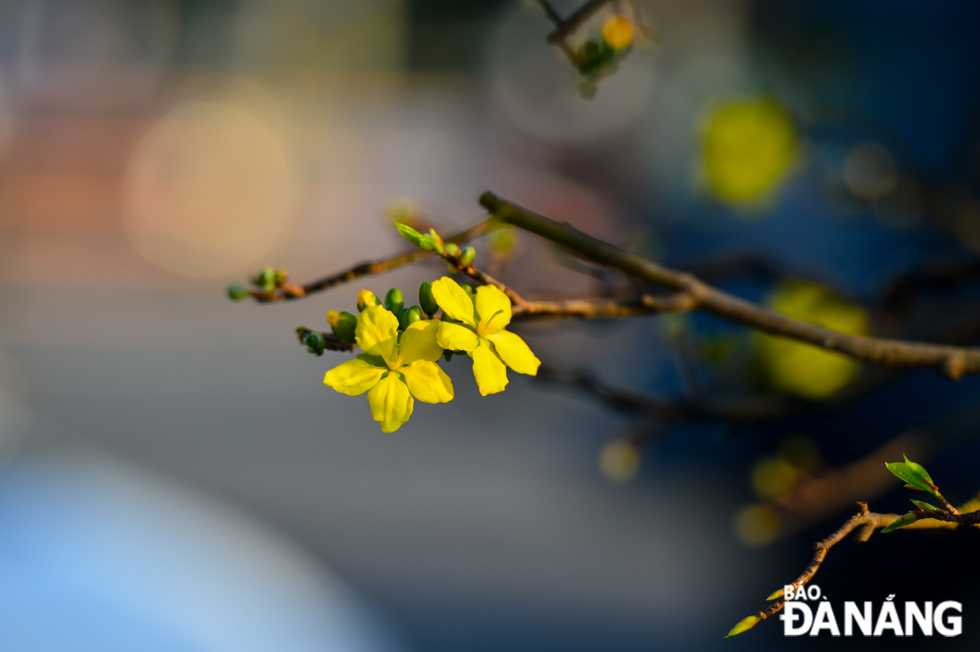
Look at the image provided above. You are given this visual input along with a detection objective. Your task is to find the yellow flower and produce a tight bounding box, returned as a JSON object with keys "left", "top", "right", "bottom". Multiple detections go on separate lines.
{"left": 430, "top": 277, "right": 541, "bottom": 396}
{"left": 323, "top": 305, "right": 453, "bottom": 432}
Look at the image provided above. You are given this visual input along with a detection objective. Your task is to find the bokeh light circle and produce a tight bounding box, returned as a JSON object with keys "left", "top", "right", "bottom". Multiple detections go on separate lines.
{"left": 122, "top": 103, "right": 290, "bottom": 279}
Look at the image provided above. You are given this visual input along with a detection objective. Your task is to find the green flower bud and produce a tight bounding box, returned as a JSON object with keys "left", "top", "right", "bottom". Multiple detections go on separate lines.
{"left": 458, "top": 246, "right": 476, "bottom": 267}
{"left": 399, "top": 305, "right": 422, "bottom": 329}
{"left": 445, "top": 243, "right": 460, "bottom": 258}
{"left": 461, "top": 284, "right": 474, "bottom": 300}
{"left": 331, "top": 311, "right": 358, "bottom": 343}
{"left": 305, "top": 331, "right": 325, "bottom": 356}
{"left": 385, "top": 288, "right": 404, "bottom": 314}
{"left": 227, "top": 282, "right": 249, "bottom": 301}
{"left": 419, "top": 281, "right": 439, "bottom": 318}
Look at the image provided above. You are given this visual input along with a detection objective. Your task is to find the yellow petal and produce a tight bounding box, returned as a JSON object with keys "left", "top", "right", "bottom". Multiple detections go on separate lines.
{"left": 367, "top": 372, "right": 414, "bottom": 432}
{"left": 431, "top": 277, "right": 476, "bottom": 326}
{"left": 486, "top": 330, "right": 540, "bottom": 376}
{"left": 399, "top": 320, "right": 443, "bottom": 364}
{"left": 437, "top": 322, "right": 479, "bottom": 352}
{"left": 475, "top": 284, "right": 511, "bottom": 333}
{"left": 356, "top": 305, "right": 399, "bottom": 361}
{"left": 471, "top": 341, "right": 508, "bottom": 396}
{"left": 400, "top": 361, "right": 454, "bottom": 404}
{"left": 323, "top": 355, "right": 385, "bottom": 396}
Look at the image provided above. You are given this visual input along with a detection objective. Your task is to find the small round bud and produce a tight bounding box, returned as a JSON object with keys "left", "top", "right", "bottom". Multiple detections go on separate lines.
{"left": 445, "top": 243, "right": 460, "bottom": 258}
{"left": 385, "top": 288, "right": 404, "bottom": 314}
{"left": 602, "top": 15, "right": 634, "bottom": 51}
{"left": 332, "top": 311, "right": 358, "bottom": 343}
{"left": 305, "top": 331, "right": 325, "bottom": 356}
{"left": 326, "top": 310, "right": 341, "bottom": 327}
{"left": 461, "top": 284, "right": 474, "bottom": 300}
{"left": 419, "top": 281, "right": 439, "bottom": 318}
{"left": 252, "top": 266, "right": 277, "bottom": 293}
{"left": 458, "top": 246, "right": 476, "bottom": 267}
{"left": 399, "top": 306, "right": 422, "bottom": 330}
{"left": 227, "top": 282, "right": 249, "bottom": 301}
{"left": 357, "top": 289, "right": 381, "bottom": 312}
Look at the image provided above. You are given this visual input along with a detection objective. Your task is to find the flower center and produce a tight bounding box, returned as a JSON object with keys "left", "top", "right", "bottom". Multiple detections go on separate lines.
{"left": 386, "top": 354, "right": 403, "bottom": 371}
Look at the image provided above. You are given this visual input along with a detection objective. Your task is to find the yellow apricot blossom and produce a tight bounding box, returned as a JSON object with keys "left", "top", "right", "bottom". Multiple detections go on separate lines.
{"left": 323, "top": 305, "right": 453, "bottom": 432}
{"left": 430, "top": 277, "right": 541, "bottom": 396}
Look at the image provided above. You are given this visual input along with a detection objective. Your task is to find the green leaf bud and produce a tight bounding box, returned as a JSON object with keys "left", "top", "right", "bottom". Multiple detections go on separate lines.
{"left": 458, "top": 246, "right": 476, "bottom": 267}
{"left": 428, "top": 228, "right": 445, "bottom": 254}
{"left": 227, "top": 282, "right": 249, "bottom": 301}
{"left": 331, "top": 312, "right": 358, "bottom": 343}
{"left": 396, "top": 222, "right": 426, "bottom": 248}
{"left": 882, "top": 512, "right": 920, "bottom": 534}
{"left": 399, "top": 306, "right": 422, "bottom": 330}
{"left": 419, "top": 281, "right": 439, "bottom": 318}
{"left": 910, "top": 499, "right": 938, "bottom": 514}
{"left": 251, "top": 266, "right": 277, "bottom": 293}
{"left": 445, "top": 243, "right": 460, "bottom": 258}
{"left": 724, "top": 615, "right": 759, "bottom": 638}
{"left": 385, "top": 288, "right": 404, "bottom": 314}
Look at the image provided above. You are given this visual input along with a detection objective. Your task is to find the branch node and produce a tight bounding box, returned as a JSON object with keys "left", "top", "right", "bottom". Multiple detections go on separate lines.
{"left": 941, "top": 353, "right": 966, "bottom": 381}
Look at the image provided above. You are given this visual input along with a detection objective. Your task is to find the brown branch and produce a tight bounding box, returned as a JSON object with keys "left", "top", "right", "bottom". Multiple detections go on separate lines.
{"left": 512, "top": 292, "right": 698, "bottom": 320}
{"left": 479, "top": 191, "right": 980, "bottom": 379}
{"left": 295, "top": 327, "right": 355, "bottom": 353}
{"left": 546, "top": 0, "right": 614, "bottom": 44}
{"left": 249, "top": 217, "right": 497, "bottom": 303}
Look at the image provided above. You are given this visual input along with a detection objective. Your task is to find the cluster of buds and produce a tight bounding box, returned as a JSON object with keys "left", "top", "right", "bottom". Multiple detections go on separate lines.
{"left": 575, "top": 15, "right": 636, "bottom": 97}
{"left": 228, "top": 266, "right": 306, "bottom": 300}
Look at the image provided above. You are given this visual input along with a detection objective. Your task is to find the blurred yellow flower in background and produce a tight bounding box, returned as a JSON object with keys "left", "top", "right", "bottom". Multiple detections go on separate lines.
{"left": 701, "top": 96, "right": 800, "bottom": 206}
{"left": 756, "top": 280, "right": 869, "bottom": 400}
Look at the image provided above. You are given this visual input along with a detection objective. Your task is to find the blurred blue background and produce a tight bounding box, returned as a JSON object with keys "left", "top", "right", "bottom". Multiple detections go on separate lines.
{"left": 1, "top": 0, "right": 980, "bottom": 650}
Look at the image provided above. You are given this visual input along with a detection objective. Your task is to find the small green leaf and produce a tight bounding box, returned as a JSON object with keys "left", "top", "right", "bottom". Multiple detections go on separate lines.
{"left": 903, "top": 455, "right": 936, "bottom": 488}
{"left": 882, "top": 512, "right": 919, "bottom": 533}
{"left": 724, "top": 614, "right": 759, "bottom": 638}
{"left": 396, "top": 223, "right": 423, "bottom": 247}
{"left": 885, "top": 459, "right": 938, "bottom": 497}
{"left": 910, "top": 499, "right": 938, "bottom": 514}
{"left": 428, "top": 228, "right": 445, "bottom": 254}
{"left": 766, "top": 588, "right": 783, "bottom": 601}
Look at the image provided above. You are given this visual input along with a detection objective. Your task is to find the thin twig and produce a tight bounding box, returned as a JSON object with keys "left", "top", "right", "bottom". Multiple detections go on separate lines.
{"left": 741, "top": 499, "right": 975, "bottom": 632}
{"left": 479, "top": 191, "right": 980, "bottom": 379}
{"left": 249, "top": 217, "right": 497, "bottom": 303}
{"left": 547, "top": 0, "right": 614, "bottom": 44}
